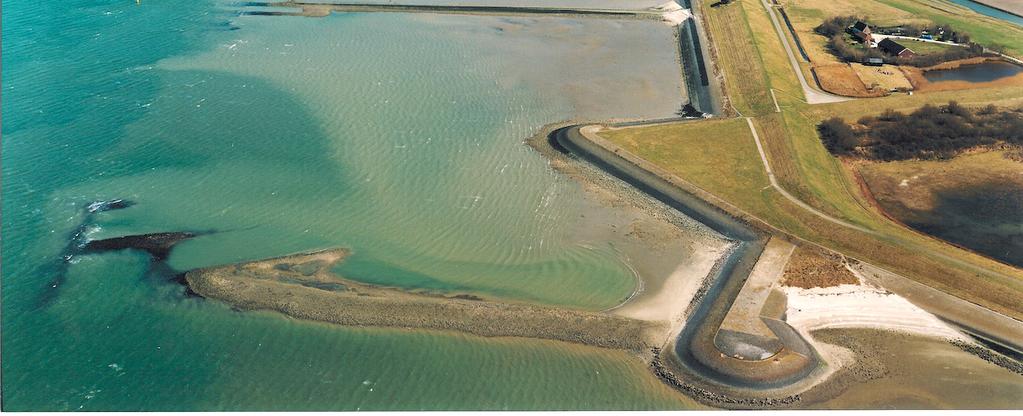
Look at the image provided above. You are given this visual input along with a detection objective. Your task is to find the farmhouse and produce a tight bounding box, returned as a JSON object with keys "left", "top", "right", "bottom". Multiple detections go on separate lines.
{"left": 850, "top": 21, "right": 873, "bottom": 44}
{"left": 878, "top": 38, "right": 914, "bottom": 57}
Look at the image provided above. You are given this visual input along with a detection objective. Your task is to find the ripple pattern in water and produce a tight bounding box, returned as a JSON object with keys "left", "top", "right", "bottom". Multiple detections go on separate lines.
{"left": 2, "top": 1, "right": 694, "bottom": 410}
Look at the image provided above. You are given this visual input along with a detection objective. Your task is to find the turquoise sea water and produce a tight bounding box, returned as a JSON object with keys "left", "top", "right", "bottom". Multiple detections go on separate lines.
{"left": 2, "top": 0, "right": 696, "bottom": 410}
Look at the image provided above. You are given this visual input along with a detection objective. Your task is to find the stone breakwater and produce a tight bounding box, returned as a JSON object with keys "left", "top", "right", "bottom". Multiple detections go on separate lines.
{"left": 548, "top": 124, "right": 820, "bottom": 389}
{"left": 184, "top": 248, "right": 665, "bottom": 354}
{"left": 649, "top": 348, "right": 801, "bottom": 408}
{"left": 949, "top": 339, "right": 1023, "bottom": 376}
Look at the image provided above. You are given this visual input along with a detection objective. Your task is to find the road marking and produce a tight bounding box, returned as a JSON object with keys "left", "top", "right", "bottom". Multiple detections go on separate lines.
{"left": 770, "top": 88, "right": 781, "bottom": 112}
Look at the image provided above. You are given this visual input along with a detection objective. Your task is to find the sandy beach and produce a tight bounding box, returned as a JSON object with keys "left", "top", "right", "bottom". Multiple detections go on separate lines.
{"left": 613, "top": 241, "right": 731, "bottom": 346}
{"left": 782, "top": 283, "right": 967, "bottom": 341}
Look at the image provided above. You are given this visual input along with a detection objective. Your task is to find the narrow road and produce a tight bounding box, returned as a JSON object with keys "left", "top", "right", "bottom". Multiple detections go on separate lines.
{"left": 757, "top": 0, "right": 850, "bottom": 104}
{"left": 744, "top": 118, "right": 874, "bottom": 234}
{"left": 743, "top": 117, "right": 1023, "bottom": 311}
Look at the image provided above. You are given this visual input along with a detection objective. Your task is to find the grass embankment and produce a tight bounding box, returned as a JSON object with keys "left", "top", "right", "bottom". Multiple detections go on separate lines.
{"left": 599, "top": 0, "right": 1023, "bottom": 319}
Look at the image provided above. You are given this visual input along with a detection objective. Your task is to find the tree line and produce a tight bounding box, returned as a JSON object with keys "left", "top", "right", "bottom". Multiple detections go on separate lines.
{"left": 818, "top": 101, "right": 1023, "bottom": 161}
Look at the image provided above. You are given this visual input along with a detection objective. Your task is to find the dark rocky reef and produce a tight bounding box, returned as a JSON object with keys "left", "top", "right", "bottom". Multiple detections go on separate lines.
{"left": 39, "top": 199, "right": 200, "bottom": 306}
{"left": 81, "top": 232, "right": 197, "bottom": 261}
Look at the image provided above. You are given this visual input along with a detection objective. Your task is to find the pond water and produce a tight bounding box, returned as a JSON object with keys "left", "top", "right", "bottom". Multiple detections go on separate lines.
{"left": 923, "top": 60, "right": 1023, "bottom": 83}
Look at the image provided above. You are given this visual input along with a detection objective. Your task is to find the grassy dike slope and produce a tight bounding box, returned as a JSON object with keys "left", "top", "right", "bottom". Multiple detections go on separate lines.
{"left": 599, "top": 0, "right": 1023, "bottom": 319}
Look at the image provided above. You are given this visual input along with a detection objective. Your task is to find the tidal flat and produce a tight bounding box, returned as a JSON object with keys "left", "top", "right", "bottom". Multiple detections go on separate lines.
{"left": 2, "top": 1, "right": 710, "bottom": 410}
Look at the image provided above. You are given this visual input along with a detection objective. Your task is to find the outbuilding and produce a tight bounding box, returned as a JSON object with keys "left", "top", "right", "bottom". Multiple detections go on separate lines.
{"left": 878, "top": 38, "right": 914, "bottom": 57}
{"left": 850, "top": 21, "right": 873, "bottom": 44}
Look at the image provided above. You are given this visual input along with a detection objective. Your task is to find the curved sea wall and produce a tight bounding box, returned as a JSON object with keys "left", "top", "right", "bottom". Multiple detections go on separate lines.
{"left": 549, "top": 125, "right": 820, "bottom": 392}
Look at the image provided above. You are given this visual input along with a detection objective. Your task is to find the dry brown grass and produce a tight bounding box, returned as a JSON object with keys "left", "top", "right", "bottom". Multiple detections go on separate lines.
{"left": 813, "top": 64, "right": 887, "bottom": 97}
{"left": 856, "top": 150, "right": 1023, "bottom": 214}
{"left": 781, "top": 245, "right": 859, "bottom": 288}
{"left": 850, "top": 63, "right": 913, "bottom": 91}
{"left": 701, "top": 0, "right": 775, "bottom": 115}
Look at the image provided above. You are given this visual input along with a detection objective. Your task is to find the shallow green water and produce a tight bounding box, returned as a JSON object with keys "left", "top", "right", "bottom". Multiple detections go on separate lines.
{"left": 2, "top": 0, "right": 695, "bottom": 410}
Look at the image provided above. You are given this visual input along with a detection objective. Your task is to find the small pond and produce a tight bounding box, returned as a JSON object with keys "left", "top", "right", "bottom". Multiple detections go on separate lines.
{"left": 924, "top": 60, "right": 1023, "bottom": 83}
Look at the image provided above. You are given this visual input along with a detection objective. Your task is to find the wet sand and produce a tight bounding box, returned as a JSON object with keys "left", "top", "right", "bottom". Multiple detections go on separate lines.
{"left": 185, "top": 249, "right": 666, "bottom": 354}
{"left": 525, "top": 123, "right": 733, "bottom": 348}
{"left": 807, "top": 329, "right": 1023, "bottom": 409}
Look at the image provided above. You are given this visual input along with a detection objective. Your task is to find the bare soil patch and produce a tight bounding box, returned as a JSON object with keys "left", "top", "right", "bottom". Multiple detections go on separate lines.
{"left": 780, "top": 245, "right": 858, "bottom": 288}
{"left": 850, "top": 63, "right": 912, "bottom": 91}
{"left": 813, "top": 64, "right": 884, "bottom": 98}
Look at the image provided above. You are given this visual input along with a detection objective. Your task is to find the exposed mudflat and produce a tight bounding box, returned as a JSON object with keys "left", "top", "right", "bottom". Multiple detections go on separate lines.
{"left": 806, "top": 329, "right": 1023, "bottom": 409}
{"left": 185, "top": 248, "right": 665, "bottom": 354}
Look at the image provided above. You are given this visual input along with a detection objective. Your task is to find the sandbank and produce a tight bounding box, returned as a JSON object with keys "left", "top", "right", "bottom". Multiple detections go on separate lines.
{"left": 185, "top": 248, "right": 666, "bottom": 354}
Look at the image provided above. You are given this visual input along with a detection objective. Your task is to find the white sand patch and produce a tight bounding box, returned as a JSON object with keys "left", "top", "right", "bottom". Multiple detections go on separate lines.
{"left": 660, "top": 10, "right": 691, "bottom": 26}
{"left": 653, "top": 1, "right": 690, "bottom": 26}
{"left": 782, "top": 283, "right": 967, "bottom": 341}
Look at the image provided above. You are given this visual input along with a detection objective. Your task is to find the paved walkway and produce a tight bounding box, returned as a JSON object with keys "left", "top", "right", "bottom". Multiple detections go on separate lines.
{"left": 716, "top": 237, "right": 796, "bottom": 360}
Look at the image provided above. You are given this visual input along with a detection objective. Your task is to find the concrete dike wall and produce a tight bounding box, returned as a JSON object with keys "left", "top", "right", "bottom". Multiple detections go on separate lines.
{"left": 548, "top": 124, "right": 820, "bottom": 391}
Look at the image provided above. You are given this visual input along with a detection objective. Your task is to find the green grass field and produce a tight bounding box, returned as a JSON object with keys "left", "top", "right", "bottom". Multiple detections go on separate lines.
{"left": 599, "top": 0, "right": 1023, "bottom": 319}
{"left": 902, "top": 39, "right": 962, "bottom": 55}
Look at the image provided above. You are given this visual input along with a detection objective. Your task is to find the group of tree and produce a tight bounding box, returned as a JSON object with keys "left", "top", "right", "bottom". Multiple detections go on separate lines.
{"left": 817, "top": 101, "right": 1023, "bottom": 161}
{"left": 814, "top": 16, "right": 988, "bottom": 67}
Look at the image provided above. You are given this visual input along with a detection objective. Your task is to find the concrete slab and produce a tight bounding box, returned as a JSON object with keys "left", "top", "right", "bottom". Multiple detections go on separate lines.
{"left": 715, "top": 237, "right": 796, "bottom": 359}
